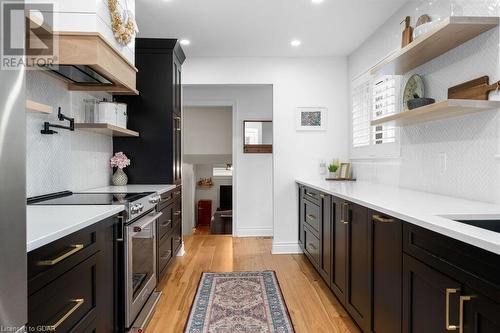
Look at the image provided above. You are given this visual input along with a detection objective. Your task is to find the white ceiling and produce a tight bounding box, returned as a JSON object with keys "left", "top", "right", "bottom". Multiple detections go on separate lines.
{"left": 136, "top": 0, "right": 408, "bottom": 57}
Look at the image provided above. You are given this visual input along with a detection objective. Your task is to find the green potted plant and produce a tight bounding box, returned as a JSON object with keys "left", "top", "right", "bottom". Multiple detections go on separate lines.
{"left": 328, "top": 160, "right": 340, "bottom": 179}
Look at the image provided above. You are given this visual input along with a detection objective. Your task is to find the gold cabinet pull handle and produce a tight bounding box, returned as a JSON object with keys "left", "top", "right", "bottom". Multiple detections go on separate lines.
{"left": 160, "top": 219, "right": 172, "bottom": 227}
{"left": 305, "top": 192, "right": 316, "bottom": 198}
{"left": 373, "top": 215, "right": 396, "bottom": 223}
{"left": 37, "top": 244, "right": 84, "bottom": 266}
{"left": 49, "top": 298, "right": 84, "bottom": 330}
{"left": 174, "top": 211, "right": 181, "bottom": 216}
{"left": 340, "top": 202, "right": 349, "bottom": 224}
{"left": 308, "top": 243, "right": 317, "bottom": 251}
{"left": 459, "top": 295, "right": 474, "bottom": 333}
{"left": 446, "top": 288, "right": 459, "bottom": 331}
{"left": 306, "top": 214, "right": 316, "bottom": 221}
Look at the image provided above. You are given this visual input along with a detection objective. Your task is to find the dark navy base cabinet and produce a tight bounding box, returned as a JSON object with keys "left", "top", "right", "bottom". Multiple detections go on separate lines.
{"left": 298, "top": 184, "right": 500, "bottom": 333}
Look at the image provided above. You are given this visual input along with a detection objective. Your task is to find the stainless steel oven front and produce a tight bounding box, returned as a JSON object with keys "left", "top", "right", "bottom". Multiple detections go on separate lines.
{"left": 124, "top": 210, "right": 162, "bottom": 328}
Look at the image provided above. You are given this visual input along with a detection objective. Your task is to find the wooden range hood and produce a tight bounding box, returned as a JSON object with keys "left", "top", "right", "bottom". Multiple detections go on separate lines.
{"left": 36, "top": 32, "right": 138, "bottom": 95}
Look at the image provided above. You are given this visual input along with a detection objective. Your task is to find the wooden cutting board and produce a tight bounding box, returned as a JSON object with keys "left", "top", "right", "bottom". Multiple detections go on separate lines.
{"left": 448, "top": 76, "right": 500, "bottom": 100}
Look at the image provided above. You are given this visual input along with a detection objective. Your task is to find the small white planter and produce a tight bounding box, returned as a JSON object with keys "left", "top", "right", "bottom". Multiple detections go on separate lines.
{"left": 328, "top": 171, "right": 338, "bottom": 179}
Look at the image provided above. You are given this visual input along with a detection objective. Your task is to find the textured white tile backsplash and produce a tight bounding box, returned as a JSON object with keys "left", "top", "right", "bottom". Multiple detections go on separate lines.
{"left": 26, "top": 71, "right": 113, "bottom": 197}
{"left": 350, "top": 3, "right": 500, "bottom": 203}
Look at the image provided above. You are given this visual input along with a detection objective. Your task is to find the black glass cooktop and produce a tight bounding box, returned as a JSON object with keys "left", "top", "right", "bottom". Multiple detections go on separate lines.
{"left": 27, "top": 191, "right": 153, "bottom": 205}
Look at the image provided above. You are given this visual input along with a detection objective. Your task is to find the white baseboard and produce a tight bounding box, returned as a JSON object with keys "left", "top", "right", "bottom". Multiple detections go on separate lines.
{"left": 235, "top": 227, "right": 273, "bottom": 237}
{"left": 176, "top": 242, "right": 186, "bottom": 257}
{"left": 271, "top": 242, "right": 303, "bottom": 254}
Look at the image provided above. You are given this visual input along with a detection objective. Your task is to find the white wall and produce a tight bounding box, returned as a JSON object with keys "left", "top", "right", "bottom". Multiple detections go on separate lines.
{"left": 184, "top": 106, "right": 232, "bottom": 155}
{"left": 183, "top": 57, "right": 349, "bottom": 253}
{"left": 184, "top": 84, "right": 276, "bottom": 238}
{"left": 348, "top": 1, "right": 500, "bottom": 203}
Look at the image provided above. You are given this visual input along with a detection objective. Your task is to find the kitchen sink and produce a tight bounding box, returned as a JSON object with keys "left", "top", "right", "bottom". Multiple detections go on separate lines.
{"left": 454, "top": 219, "right": 500, "bottom": 233}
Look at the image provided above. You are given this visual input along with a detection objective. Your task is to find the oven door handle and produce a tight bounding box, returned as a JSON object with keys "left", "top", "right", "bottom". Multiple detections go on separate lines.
{"left": 130, "top": 212, "right": 162, "bottom": 233}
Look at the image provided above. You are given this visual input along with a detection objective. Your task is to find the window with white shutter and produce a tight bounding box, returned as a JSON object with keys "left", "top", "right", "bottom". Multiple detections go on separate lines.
{"left": 351, "top": 74, "right": 401, "bottom": 159}
{"left": 351, "top": 81, "right": 371, "bottom": 148}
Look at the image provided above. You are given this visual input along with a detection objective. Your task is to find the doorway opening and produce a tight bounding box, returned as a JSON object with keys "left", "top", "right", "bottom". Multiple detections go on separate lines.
{"left": 182, "top": 106, "right": 233, "bottom": 235}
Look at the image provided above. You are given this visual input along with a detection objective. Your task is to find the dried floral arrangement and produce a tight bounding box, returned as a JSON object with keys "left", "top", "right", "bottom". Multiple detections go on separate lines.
{"left": 108, "top": 0, "right": 138, "bottom": 46}
{"left": 110, "top": 152, "right": 131, "bottom": 169}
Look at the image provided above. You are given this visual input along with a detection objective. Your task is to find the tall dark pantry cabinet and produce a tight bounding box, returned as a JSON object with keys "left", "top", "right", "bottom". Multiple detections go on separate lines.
{"left": 114, "top": 38, "right": 185, "bottom": 185}
{"left": 114, "top": 39, "right": 185, "bottom": 283}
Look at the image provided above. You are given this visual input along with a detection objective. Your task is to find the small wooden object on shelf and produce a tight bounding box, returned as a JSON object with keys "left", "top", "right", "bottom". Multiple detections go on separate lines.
{"left": 401, "top": 16, "right": 413, "bottom": 48}
{"left": 74, "top": 123, "right": 139, "bottom": 137}
{"left": 325, "top": 178, "right": 356, "bottom": 181}
{"left": 26, "top": 100, "right": 53, "bottom": 114}
{"left": 448, "top": 76, "right": 500, "bottom": 100}
{"left": 197, "top": 178, "right": 214, "bottom": 188}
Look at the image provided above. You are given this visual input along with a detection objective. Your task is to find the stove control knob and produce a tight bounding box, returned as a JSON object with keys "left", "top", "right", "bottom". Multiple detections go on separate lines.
{"left": 137, "top": 203, "right": 144, "bottom": 212}
{"left": 149, "top": 195, "right": 160, "bottom": 204}
{"left": 130, "top": 204, "right": 140, "bottom": 215}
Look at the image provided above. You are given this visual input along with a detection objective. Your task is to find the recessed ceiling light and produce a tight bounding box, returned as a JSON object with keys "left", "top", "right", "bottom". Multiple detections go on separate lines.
{"left": 311, "top": 0, "right": 324, "bottom": 3}
{"left": 180, "top": 39, "right": 191, "bottom": 46}
{"left": 290, "top": 39, "right": 301, "bottom": 47}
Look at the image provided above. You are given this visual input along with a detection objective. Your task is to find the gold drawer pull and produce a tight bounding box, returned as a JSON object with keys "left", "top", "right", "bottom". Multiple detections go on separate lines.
{"left": 305, "top": 192, "right": 316, "bottom": 198}
{"left": 446, "top": 288, "right": 459, "bottom": 331}
{"left": 174, "top": 191, "right": 181, "bottom": 195}
{"left": 373, "top": 215, "right": 396, "bottom": 223}
{"left": 160, "top": 220, "right": 172, "bottom": 227}
{"left": 37, "top": 244, "right": 84, "bottom": 266}
{"left": 174, "top": 211, "right": 181, "bottom": 216}
{"left": 49, "top": 298, "right": 84, "bottom": 330}
{"left": 306, "top": 214, "right": 316, "bottom": 221}
{"left": 459, "top": 295, "right": 474, "bottom": 333}
{"left": 308, "top": 243, "right": 317, "bottom": 251}
{"left": 160, "top": 251, "right": 172, "bottom": 260}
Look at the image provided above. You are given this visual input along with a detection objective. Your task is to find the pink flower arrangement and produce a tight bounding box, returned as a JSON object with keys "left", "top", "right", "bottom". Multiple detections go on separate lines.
{"left": 110, "top": 152, "right": 130, "bottom": 169}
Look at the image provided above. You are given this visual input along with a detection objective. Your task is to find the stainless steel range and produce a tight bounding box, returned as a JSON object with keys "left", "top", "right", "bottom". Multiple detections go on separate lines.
{"left": 28, "top": 191, "right": 163, "bottom": 332}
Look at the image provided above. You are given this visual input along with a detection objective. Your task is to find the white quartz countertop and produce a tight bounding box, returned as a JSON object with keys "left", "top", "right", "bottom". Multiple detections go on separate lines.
{"left": 296, "top": 179, "right": 500, "bottom": 255}
{"left": 84, "top": 184, "right": 177, "bottom": 195}
{"left": 27, "top": 205, "right": 124, "bottom": 252}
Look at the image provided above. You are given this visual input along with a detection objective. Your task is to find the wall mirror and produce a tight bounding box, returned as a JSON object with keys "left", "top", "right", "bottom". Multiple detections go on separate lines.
{"left": 243, "top": 120, "right": 273, "bottom": 153}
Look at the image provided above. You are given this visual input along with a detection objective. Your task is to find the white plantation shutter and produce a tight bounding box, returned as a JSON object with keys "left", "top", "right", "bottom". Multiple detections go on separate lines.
{"left": 352, "top": 81, "right": 371, "bottom": 148}
{"left": 372, "top": 76, "right": 398, "bottom": 145}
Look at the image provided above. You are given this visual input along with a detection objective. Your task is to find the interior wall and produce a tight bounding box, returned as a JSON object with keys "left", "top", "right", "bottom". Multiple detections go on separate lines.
{"left": 184, "top": 84, "right": 275, "bottom": 238}
{"left": 182, "top": 163, "right": 196, "bottom": 235}
{"left": 183, "top": 57, "right": 349, "bottom": 253}
{"left": 26, "top": 71, "right": 112, "bottom": 197}
{"left": 348, "top": 0, "right": 500, "bottom": 203}
{"left": 184, "top": 106, "right": 233, "bottom": 155}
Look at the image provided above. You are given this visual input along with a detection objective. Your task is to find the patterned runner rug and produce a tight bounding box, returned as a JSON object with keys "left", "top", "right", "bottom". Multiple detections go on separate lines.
{"left": 184, "top": 271, "right": 295, "bottom": 333}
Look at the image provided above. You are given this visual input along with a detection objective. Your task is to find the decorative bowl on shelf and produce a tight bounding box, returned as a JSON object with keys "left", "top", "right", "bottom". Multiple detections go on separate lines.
{"left": 407, "top": 98, "right": 436, "bottom": 110}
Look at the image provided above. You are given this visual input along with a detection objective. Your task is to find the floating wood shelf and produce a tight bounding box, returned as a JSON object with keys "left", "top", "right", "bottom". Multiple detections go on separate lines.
{"left": 370, "top": 16, "right": 499, "bottom": 75}
{"left": 371, "top": 100, "right": 500, "bottom": 126}
{"left": 26, "top": 100, "right": 53, "bottom": 114}
{"left": 75, "top": 123, "right": 139, "bottom": 137}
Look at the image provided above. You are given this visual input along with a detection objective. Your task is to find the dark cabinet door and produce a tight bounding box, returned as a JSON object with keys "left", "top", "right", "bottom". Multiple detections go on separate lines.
{"left": 461, "top": 287, "right": 500, "bottom": 333}
{"left": 345, "top": 201, "right": 371, "bottom": 332}
{"left": 371, "top": 212, "right": 402, "bottom": 333}
{"left": 173, "top": 115, "right": 182, "bottom": 185}
{"left": 331, "top": 197, "right": 347, "bottom": 304}
{"left": 298, "top": 186, "right": 305, "bottom": 249}
{"left": 318, "top": 194, "right": 332, "bottom": 284}
{"left": 403, "top": 254, "right": 461, "bottom": 333}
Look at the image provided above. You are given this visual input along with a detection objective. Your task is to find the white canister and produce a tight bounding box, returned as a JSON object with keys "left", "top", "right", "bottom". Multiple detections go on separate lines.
{"left": 116, "top": 103, "right": 127, "bottom": 129}
{"left": 96, "top": 102, "right": 118, "bottom": 125}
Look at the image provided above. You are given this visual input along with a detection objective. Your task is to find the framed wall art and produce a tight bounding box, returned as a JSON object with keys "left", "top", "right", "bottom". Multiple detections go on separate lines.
{"left": 296, "top": 107, "right": 327, "bottom": 131}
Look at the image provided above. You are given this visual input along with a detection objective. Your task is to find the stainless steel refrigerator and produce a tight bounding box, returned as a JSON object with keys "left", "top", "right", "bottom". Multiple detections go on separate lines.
{"left": 0, "top": 0, "right": 27, "bottom": 329}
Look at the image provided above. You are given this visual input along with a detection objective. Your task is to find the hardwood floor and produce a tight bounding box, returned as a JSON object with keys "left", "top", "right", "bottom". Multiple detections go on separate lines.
{"left": 148, "top": 235, "right": 360, "bottom": 333}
